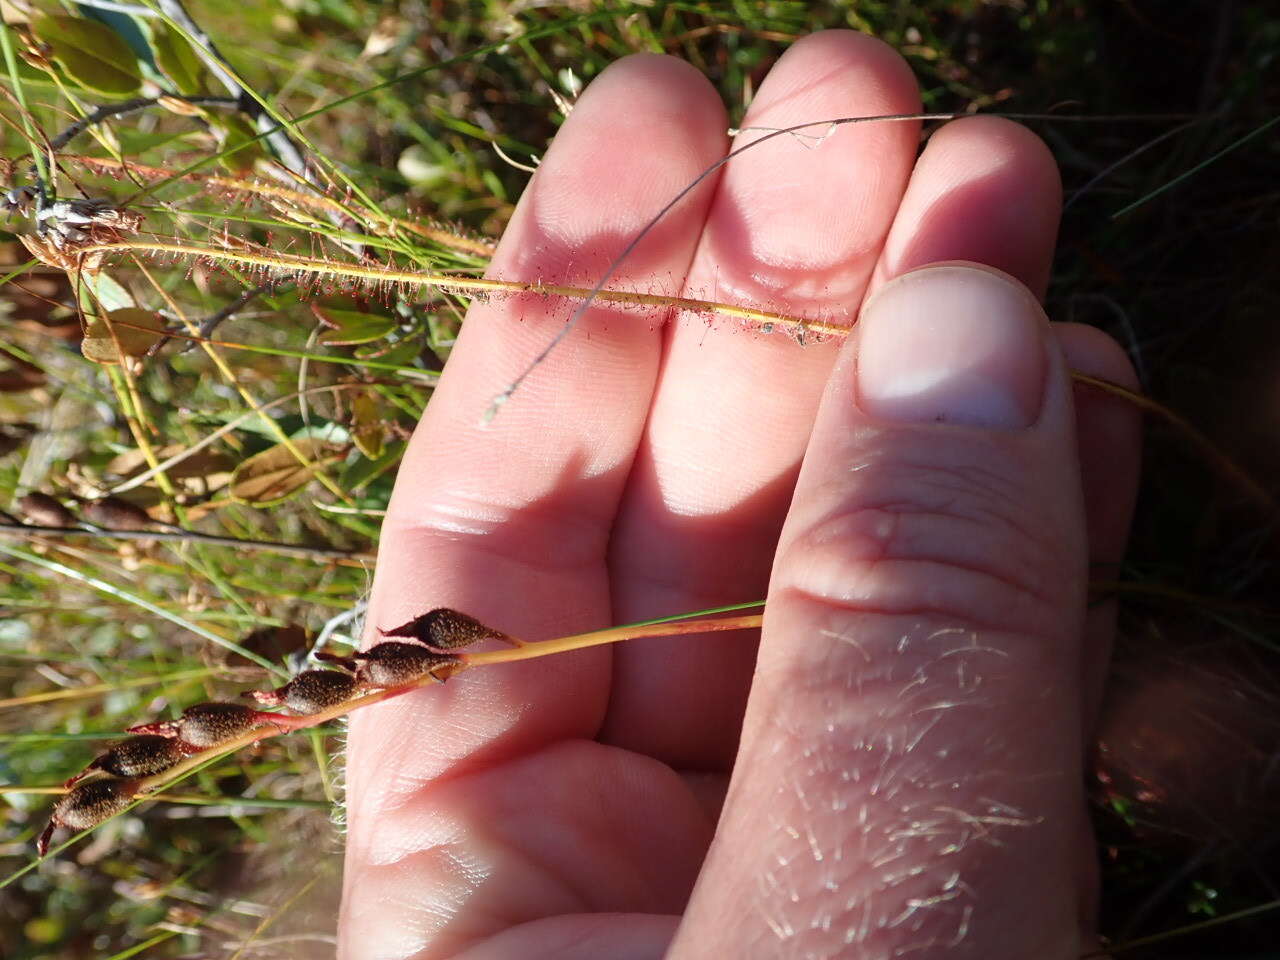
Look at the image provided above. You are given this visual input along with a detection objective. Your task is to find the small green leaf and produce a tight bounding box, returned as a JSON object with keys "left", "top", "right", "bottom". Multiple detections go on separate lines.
{"left": 314, "top": 307, "right": 397, "bottom": 346}
{"left": 339, "top": 441, "right": 405, "bottom": 493}
{"left": 33, "top": 16, "right": 141, "bottom": 96}
{"left": 76, "top": 271, "right": 136, "bottom": 313}
{"left": 150, "top": 22, "right": 205, "bottom": 95}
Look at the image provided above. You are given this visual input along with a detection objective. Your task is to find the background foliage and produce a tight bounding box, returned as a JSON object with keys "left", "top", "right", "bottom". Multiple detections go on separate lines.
{"left": 0, "top": 1, "right": 1278, "bottom": 956}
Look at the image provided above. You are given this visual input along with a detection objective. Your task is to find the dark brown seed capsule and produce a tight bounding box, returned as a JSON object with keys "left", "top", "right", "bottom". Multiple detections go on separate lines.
{"left": 38, "top": 778, "right": 138, "bottom": 856}
{"left": 176, "top": 702, "right": 279, "bottom": 746}
{"left": 380, "top": 607, "right": 512, "bottom": 650}
{"left": 129, "top": 701, "right": 278, "bottom": 748}
{"left": 248, "top": 669, "right": 357, "bottom": 714}
{"left": 81, "top": 496, "right": 153, "bottom": 530}
{"left": 318, "top": 641, "right": 457, "bottom": 687}
{"left": 66, "top": 735, "right": 186, "bottom": 786}
{"left": 17, "top": 492, "right": 77, "bottom": 527}
{"left": 360, "top": 642, "right": 457, "bottom": 686}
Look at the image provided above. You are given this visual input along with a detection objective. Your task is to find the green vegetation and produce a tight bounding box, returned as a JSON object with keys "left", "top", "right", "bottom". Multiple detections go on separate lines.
{"left": 0, "top": 1, "right": 1277, "bottom": 956}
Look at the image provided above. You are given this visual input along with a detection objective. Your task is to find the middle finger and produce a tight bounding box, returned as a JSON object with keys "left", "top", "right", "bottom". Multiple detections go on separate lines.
{"left": 603, "top": 32, "right": 923, "bottom": 770}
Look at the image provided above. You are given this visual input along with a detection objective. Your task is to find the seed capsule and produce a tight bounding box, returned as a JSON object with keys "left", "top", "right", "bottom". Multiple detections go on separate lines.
{"left": 38, "top": 778, "right": 139, "bottom": 856}
{"left": 65, "top": 735, "right": 186, "bottom": 787}
{"left": 317, "top": 641, "right": 458, "bottom": 688}
{"left": 128, "top": 701, "right": 282, "bottom": 748}
{"left": 248, "top": 669, "right": 357, "bottom": 714}
{"left": 380, "top": 607, "right": 515, "bottom": 650}
{"left": 17, "top": 492, "right": 77, "bottom": 527}
{"left": 81, "top": 495, "right": 154, "bottom": 530}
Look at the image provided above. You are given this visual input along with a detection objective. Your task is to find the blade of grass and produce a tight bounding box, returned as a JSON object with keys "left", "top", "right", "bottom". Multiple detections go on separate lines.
{"left": 0, "top": 540, "right": 285, "bottom": 674}
{"left": 1111, "top": 114, "right": 1280, "bottom": 220}
{"left": 0, "top": 12, "right": 48, "bottom": 184}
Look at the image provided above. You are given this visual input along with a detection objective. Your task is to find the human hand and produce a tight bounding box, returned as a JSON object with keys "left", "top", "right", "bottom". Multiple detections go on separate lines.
{"left": 338, "top": 31, "right": 1140, "bottom": 959}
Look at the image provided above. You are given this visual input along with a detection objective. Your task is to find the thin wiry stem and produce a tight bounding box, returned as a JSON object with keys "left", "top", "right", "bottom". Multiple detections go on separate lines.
{"left": 1074, "top": 373, "right": 1276, "bottom": 513}
{"left": 1063, "top": 118, "right": 1204, "bottom": 212}
{"left": 463, "top": 614, "right": 763, "bottom": 666}
{"left": 1110, "top": 113, "right": 1280, "bottom": 220}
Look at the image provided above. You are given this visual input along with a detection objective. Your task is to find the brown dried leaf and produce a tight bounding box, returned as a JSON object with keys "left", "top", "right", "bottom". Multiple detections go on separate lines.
{"left": 312, "top": 304, "right": 396, "bottom": 346}
{"left": 230, "top": 437, "right": 343, "bottom": 507}
{"left": 81, "top": 308, "right": 165, "bottom": 365}
{"left": 106, "top": 444, "right": 236, "bottom": 483}
{"left": 19, "top": 233, "right": 105, "bottom": 273}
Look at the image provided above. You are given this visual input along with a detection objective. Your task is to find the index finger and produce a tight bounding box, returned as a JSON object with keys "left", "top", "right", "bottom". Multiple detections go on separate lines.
{"left": 340, "top": 54, "right": 727, "bottom": 950}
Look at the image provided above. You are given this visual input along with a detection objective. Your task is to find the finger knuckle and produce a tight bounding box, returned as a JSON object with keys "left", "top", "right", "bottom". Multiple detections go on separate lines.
{"left": 778, "top": 449, "right": 1078, "bottom": 635}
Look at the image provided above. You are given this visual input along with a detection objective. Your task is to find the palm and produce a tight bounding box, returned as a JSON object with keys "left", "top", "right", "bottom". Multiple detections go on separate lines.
{"left": 339, "top": 33, "right": 1137, "bottom": 960}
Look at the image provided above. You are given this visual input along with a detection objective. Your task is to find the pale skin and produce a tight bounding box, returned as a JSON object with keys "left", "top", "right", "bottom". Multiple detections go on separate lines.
{"left": 339, "top": 32, "right": 1141, "bottom": 959}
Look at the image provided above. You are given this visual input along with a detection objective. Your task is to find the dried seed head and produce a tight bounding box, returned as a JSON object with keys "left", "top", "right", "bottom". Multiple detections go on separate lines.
{"left": 81, "top": 496, "right": 153, "bottom": 531}
{"left": 249, "top": 669, "right": 357, "bottom": 714}
{"left": 38, "top": 778, "right": 138, "bottom": 856}
{"left": 129, "top": 702, "right": 277, "bottom": 748}
{"left": 381, "top": 607, "right": 511, "bottom": 650}
{"left": 177, "top": 702, "right": 276, "bottom": 747}
{"left": 17, "top": 492, "right": 77, "bottom": 527}
{"left": 354, "top": 641, "right": 458, "bottom": 687}
{"left": 67, "top": 735, "right": 186, "bottom": 786}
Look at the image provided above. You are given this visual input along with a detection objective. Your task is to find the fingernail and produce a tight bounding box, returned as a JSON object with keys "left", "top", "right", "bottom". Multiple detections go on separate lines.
{"left": 856, "top": 264, "right": 1048, "bottom": 429}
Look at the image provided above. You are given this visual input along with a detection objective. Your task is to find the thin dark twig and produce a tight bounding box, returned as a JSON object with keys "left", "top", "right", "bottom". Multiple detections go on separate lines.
{"left": 197, "top": 281, "right": 279, "bottom": 342}
{"left": 159, "top": 280, "right": 283, "bottom": 354}
{"left": 0, "top": 522, "right": 374, "bottom": 562}
{"left": 48, "top": 96, "right": 239, "bottom": 152}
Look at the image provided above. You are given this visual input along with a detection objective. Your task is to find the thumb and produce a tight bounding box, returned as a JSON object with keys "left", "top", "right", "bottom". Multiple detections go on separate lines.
{"left": 671, "top": 263, "right": 1096, "bottom": 959}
